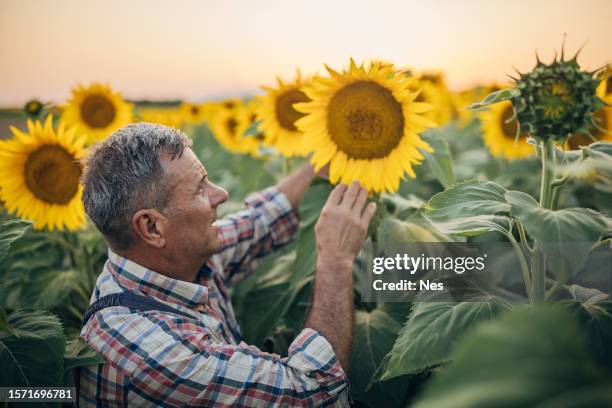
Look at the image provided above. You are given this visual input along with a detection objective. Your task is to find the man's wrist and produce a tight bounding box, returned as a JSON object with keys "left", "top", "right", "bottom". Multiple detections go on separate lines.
{"left": 316, "top": 256, "right": 353, "bottom": 273}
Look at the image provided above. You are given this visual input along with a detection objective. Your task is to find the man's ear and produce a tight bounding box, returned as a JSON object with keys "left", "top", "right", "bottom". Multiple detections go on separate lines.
{"left": 131, "top": 209, "right": 168, "bottom": 248}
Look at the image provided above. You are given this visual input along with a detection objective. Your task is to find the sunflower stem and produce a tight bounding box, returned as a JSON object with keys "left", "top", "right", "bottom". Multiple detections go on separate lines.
{"left": 504, "top": 228, "right": 533, "bottom": 303}
{"left": 532, "top": 139, "right": 555, "bottom": 303}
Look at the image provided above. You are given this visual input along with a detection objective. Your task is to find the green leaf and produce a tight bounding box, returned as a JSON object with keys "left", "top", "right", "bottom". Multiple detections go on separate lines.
{"left": 350, "top": 303, "right": 412, "bottom": 408}
{"left": 562, "top": 289, "right": 612, "bottom": 367}
{"left": 413, "top": 306, "right": 612, "bottom": 408}
{"left": 505, "top": 190, "right": 610, "bottom": 278}
{"left": 242, "top": 119, "right": 262, "bottom": 137}
{"left": 0, "top": 219, "right": 33, "bottom": 263}
{"left": 64, "top": 337, "right": 104, "bottom": 372}
{"left": 424, "top": 180, "right": 511, "bottom": 236}
{"left": 377, "top": 299, "right": 509, "bottom": 381}
{"left": 0, "top": 307, "right": 15, "bottom": 335}
{"left": 22, "top": 268, "right": 82, "bottom": 310}
{"left": 420, "top": 131, "right": 455, "bottom": 189}
{"left": 560, "top": 145, "right": 612, "bottom": 193}
{"left": 378, "top": 218, "right": 443, "bottom": 248}
{"left": 466, "top": 88, "right": 518, "bottom": 111}
{"left": 0, "top": 309, "right": 66, "bottom": 387}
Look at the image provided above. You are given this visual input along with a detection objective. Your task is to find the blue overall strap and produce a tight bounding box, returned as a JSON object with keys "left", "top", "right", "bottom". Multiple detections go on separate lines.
{"left": 81, "top": 291, "right": 196, "bottom": 328}
{"left": 76, "top": 292, "right": 197, "bottom": 407}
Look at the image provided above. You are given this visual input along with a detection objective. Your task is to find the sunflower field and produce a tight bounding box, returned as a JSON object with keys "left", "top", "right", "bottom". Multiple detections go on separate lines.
{"left": 1, "top": 51, "right": 612, "bottom": 407}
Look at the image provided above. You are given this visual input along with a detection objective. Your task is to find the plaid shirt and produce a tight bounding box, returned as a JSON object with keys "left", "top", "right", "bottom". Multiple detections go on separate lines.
{"left": 79, "top": 187, "right": 350, "bottom": 407}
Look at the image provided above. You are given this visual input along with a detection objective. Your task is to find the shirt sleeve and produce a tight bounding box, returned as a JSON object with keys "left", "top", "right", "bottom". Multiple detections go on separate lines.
{"left": 213, "top": 186, "right": 299, "bottom": 284}
{"left": 82, "top": 310, "right": 349, "bottom": 407}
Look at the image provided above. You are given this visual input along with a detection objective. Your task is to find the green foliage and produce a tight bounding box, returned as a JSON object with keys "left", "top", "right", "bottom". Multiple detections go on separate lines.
{"left": 0, "top": 309, "right": 66, "bottom": 387}
{"left": 420, "top": 130, "right": 455, "bottom": 189}
{"left": 0, "top": 219, "right": 32, "bottom": 263}
{"left": 350, "top": 302, "right": 412, "bottom": 407}
{"left": 424, "top": 180, "right": 511, "bottom": 236}
{"left": 505, "top": 190, "right": 610, "bottom": 278}
{"left": 413, "top": 306, "right": 612, "bottom": 408}
{"left": 377, "top": 299, "right": 510, "bottom": 382}
{"left": 466, "top": 88, "right": 518, "bottom": 111}
{"left": 63, "top": 337, "right": 104, "bottom": 386}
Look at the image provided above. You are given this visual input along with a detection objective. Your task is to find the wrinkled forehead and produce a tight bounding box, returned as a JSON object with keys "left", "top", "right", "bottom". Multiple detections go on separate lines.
{"left": 161, "top": 148, "right": 206, "bottom": 188}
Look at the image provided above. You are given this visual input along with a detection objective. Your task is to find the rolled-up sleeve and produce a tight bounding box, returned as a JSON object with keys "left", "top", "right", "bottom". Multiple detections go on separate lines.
{"left": 83, "top": 310, "right": 349, "bottom": 407}
{"left": 213, "top": 186, "right": 299, "bottom": 283}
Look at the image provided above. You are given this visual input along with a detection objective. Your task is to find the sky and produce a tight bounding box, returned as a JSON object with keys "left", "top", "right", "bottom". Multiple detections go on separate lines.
{"left": 0, "top": 0, "right": 610, "bottom": 107}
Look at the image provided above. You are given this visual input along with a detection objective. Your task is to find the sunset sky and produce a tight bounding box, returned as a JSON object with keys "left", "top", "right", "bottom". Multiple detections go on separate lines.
{"left": 0, "top": 0, "right": 610, "bottom": 107}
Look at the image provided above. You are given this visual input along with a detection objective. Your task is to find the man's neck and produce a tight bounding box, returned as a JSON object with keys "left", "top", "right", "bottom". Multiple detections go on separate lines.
{"left": 113, "top": 246, "right": 208, "bottom": 283}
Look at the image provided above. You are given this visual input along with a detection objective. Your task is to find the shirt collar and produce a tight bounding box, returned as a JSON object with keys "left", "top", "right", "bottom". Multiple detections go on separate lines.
{"left": 107, "top": 248, "right": 209, "bottom": 308}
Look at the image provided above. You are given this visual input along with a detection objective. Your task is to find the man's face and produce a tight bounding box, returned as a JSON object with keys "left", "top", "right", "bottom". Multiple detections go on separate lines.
{"left": 161, "top": 147, "right": 229, "bottom": 260}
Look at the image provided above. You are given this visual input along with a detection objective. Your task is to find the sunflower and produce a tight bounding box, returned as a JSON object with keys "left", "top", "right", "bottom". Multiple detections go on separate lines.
{"left": 406, "top": 79, "right": 448, "bottom": 126}
{"left": 180, "top": 102, "right": 208, "bottom": 124}
{"left": 295, "top": 60, "right": 435, "bottom": 193}
{"left": 62, "top": 83, "right": 133, "bottom": 144}
{"left": 138, "top": 108, "right": 184, "bottom": 129}
{"left": 235, "top": 100, "right": 267, "bottom": 157}
{"left": 416, "top": 71, "right": 454, "bottom": 126}
{"left": 454, "top": 83, "right": 505, "bottom": 128}
{"left": 596, "top": 65, "right": 611, "bottom": 100}
{"left": 0, "top": 116, "right": 86, "bottom": 231}
{"left": 565, "top": 96, "right": 612, "bottom": 149}
{"left": 256, "top": 71, "right": 311, "bottom": 157}
{"left": 209, "top": 102, "right": 257, "bottom": 155}
{"left": 24, "top": 99, "right": 44, "bottom": 118}
{"left": 479, "top": 100, "right": 534, "bottom": 160}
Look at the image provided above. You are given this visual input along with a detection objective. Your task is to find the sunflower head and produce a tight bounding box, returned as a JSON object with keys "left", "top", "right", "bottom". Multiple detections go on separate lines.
{"left": 0, "top": 116, "right": 86, "bottom": 231}
{"left": 180, "top": 102, "right": 208, "bottom": 124}
{"left": 565, "top": 102, "right": 612, "bottom": 149}
{"left": 295, "top": 59, "right": 435, "bottom": 193}
{"left": 62, "top": 82, "right": 133, "bottom": 144}
{"left": 479, "top": 100, "right": 535, "bottom": 160}
{"left": 510, "top": 52, "right": 604, "bottom": 142}
{"left": 23, "top": 99, "right": 44, "bottom": 118}
{"left": 209, "top": 101, "right": 259, "bottom": 155}
{"left": 138, "top": 108, "right": 184, "bottom": 129}
{"left": 256, "top": 71, "right": 312, "bottom": 157}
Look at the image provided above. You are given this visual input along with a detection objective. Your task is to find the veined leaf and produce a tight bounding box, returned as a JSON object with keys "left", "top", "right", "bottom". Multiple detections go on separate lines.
{"left": 505, "top": 190, "right": 610, "bottom": 278}
{"left": 0, "top": 309, "right": 66, "bottom": 387}
{"left": 562, "top": 287, "right": 612, "bottom": 367}
{"left": 63, "top": 337, "right": 105, "bottom": 386}
{"left": 0, "top": 219, "right": 32, "bottom": 263}
{"left": 350, "top": 302, "right": 412, "bottom": 407}
{"left": 424, "top": 180, "right": 511, "bottom": 236}
{"left": 559, "top": 144, "right": 612, "bottom": 193}
{"left": 466, "top": 88, "right": 518, "bottom": 111}
{"left": 413, "top": 306, "right": 612, "bottom": 408}
{"left": 420, "top": 131, "right": 455, "bottom": 189}
{"left": 377, "top": 298, "right": 509, "bottom": 381}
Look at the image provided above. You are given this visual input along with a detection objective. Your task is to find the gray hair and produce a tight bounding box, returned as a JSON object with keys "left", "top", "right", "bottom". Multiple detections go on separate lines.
{"left": 81, "top": 123, "right": 191, "bottom": 250}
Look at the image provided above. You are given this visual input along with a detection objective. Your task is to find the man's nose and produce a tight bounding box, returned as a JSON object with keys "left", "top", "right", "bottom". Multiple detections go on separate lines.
{"left": 211, "top": 184, "right": 229, "bottom": 207}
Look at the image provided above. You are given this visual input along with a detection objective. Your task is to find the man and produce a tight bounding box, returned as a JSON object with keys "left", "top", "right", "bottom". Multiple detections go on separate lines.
{"left": 79, "top": 123, "right": 376, "bottom": 407}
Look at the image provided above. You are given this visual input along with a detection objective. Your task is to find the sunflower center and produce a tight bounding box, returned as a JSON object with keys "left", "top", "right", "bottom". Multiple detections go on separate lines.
{"left": 25, "top": 100, "right": 43, "bottom": 115}
{"left": 191, "top": 106, "right": 200, "bottom": 115}
{"left": 326, "top": 81, "right": 404, "bottom": 159}
{"left": 24, "top": 145, "right": 82, "bottom": 205}
{"left": 606, "top": 78, "right": 612, "bottom": 96}
{"left": 226, "top": 117, "right": 238, "bottom": 136}
{"left": 80, "top": 94, "right": 116, "bottom": 128}
{"left": 538, "top": 81, "right": 572, "bottom": 119}
{"left": 500, "top": 105, "right": 520, "bottom": 139}
{"left": 275, "top": 89, "right": 309, "bottom": 131}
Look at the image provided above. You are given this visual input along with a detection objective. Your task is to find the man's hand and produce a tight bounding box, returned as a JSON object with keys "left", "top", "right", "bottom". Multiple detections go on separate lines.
{"left": 315, "top": 182, "right": 377, "bottom": 268}
{"left": 305, "top": 181, "right": 377, "bottom": 372}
